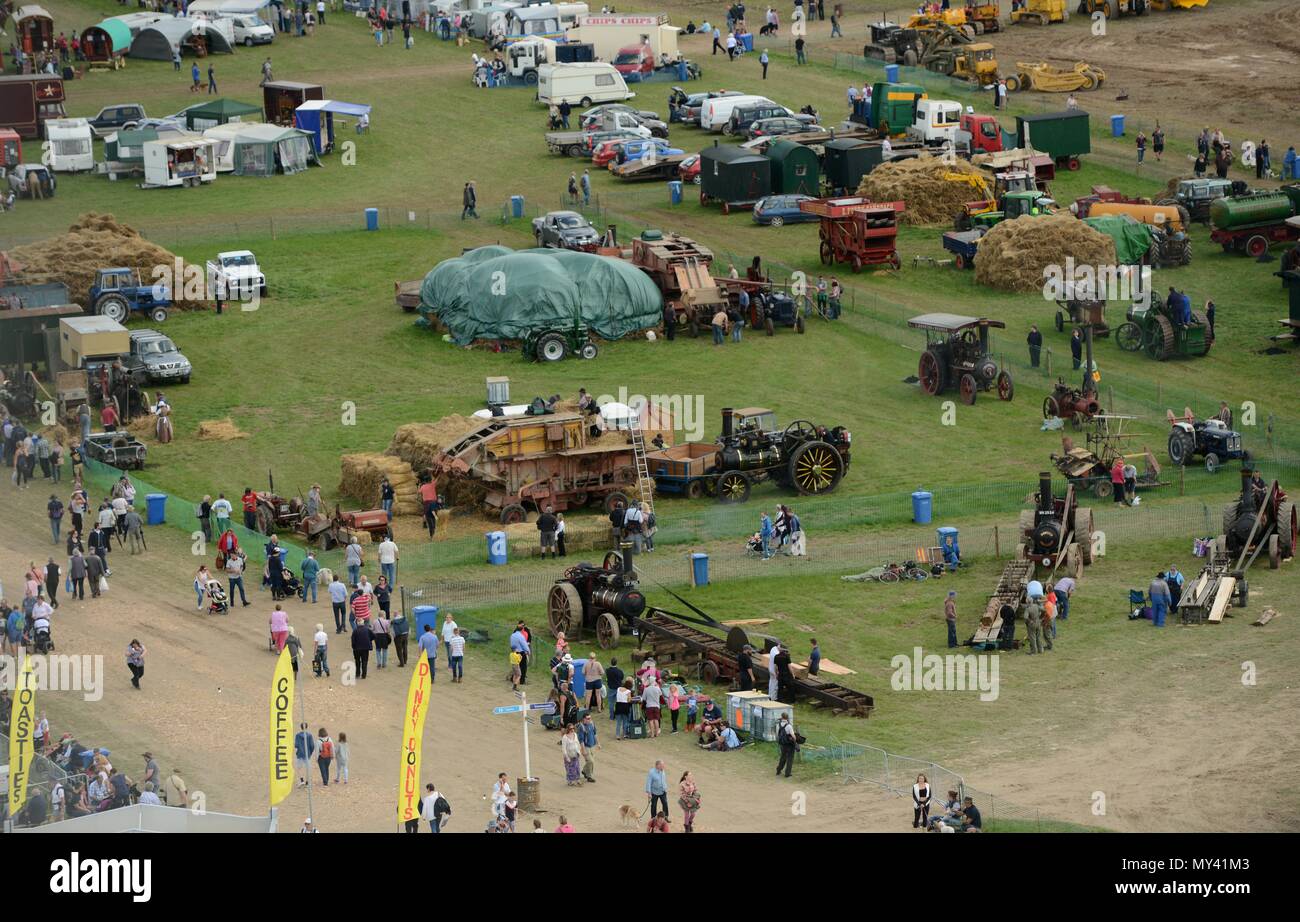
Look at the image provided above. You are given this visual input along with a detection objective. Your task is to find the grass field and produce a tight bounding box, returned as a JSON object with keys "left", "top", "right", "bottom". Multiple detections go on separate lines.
{"left": 7, "top": 0, "right": 1299, "bottom": 829}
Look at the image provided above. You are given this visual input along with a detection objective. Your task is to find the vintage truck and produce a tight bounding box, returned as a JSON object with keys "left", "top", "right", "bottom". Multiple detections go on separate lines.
{"left": 205, "top": 250, "right": 267, "bottom": 300}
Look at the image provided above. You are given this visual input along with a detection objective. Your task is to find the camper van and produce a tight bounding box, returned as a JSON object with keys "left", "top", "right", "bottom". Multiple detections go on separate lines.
{"left": 700, "top": 94, "right": 777, "bottom": 133}
{"left": 142, "top": 138, "right": 217, "bottom": 189}
{"left": 43, "top": 118, "right": 94, "bottom": 172}
{"left": 505, "top": 3, "right": 588, "bottom": 41}
{"left": 507, "top": 36, "right": 595, "bottom": 83}
{"left": 537, "top": 62, "right": 633, "bottom": 107}
{"left": 228, "top": 14, "right": 274, "bottom": 46}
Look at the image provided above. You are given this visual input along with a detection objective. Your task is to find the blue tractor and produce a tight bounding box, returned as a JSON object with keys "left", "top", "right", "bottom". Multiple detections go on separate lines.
{"left": 90, "top": 268, "right": 172, "bottom": 324}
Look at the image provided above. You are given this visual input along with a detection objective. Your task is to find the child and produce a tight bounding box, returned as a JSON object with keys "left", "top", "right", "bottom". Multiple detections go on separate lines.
{"left": 685, "top": 692, "right": 698, "bottom": 732}
{"left": 510, "top": 650, "right": 523, "bottom": 691}
{"left": 668, "top": 683, "right": 682, "bottom": 734}
{"left": 503, "top": 793, "right": 518, "bottom": 832}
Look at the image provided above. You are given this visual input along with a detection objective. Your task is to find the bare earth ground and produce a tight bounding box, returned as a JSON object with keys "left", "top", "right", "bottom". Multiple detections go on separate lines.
{"left": 0, "top": 486, "right": 902, "bottom": 833}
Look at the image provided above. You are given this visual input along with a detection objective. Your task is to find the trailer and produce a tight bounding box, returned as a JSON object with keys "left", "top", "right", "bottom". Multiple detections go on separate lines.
{"left": 43, "top": 118, "right": 93, "bottom": 172}
{"left": 1209, "top": 185, "right": 1300, "bottom": 258}
{"left": 643, "top": 442, "right": 716, "bottom": 498}
{"left": 799, "top": 197, "right": 904, "bottom": 271}
{"left": 1013, "top": 110, "right": 1089, "bottom": 170}
{"left": 567, "top": 13, "right": 679, "bottom": 62}
{"left": 698, "top": 144, "right": 772, "bottom": 214}
{"left": 141, "top": 138, "right": 217, "bottom": 189}
{"left": 0, "top": 74, "right": 66, "bottom": 140}
{"left": 609, "top": 151, "right": 686, "bottom": 180}
{"left": 263, "top": 81, "right": 323, "bottom": 127}
{"left": 942, "top": 227, "right": 985, "bottom": 270}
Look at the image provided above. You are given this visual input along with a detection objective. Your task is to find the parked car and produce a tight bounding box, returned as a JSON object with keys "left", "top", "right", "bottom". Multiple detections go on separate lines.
{"left": 679, "top": 153, "right": 701, "bottom": 185}
{"left": 612, "top": 44, "right": 655, "bottom": 76}
{"left": 747, "top": 116, "right": 819, "bottom": 140}
{"left": 533, "top": 210, "right": 600, "bottom": 249}
{"left": 88, "top": 104, "right": 147, "bottom": 139}
{"left": 229, "top": 14, "right": 275, "bottom": 46}
{"left": 753, "top": 195, "right": 818, "bottom": 227}
{"left": 667, "top": 88, "right": 743, "bottom": 125}
{"left": 8, "top": 164, "right": 56, "bottom": 198}
{"left": 580, "top": 104, "right": 668, "bottom": 138}
{"left": 593, "top": 136, "right": 677, "bottom": 167}
{"left": 206, "top": 250, "right": 267, "bottom": 300}
{"left": 82, "top": 431, "right": 147, "bottom": 470}
{"left": 127, "top": 329, "right": 192, "bottom": 384}
{"left": 725, "top": 103, "right": 797, "bottom": 137}
{"left": 581, "top": 103, "right": 660, "bottom": 124}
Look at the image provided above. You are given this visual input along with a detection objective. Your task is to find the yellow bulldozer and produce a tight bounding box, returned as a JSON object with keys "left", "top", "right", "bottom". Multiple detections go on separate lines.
{"left": 1010, "top": 0, "right": 1069, "bottom": 25}
{"left": 962, "top": 1, "right": 1004, "bottom": 33}
{"left": 1077, "top": 0, "right": 1149, "bottom": 17}
{"left": 1005, "top": 61, "right": 1106, "bottom": 92}
{"left": 915, "top": 22, "right": 1001, "bottom": 86}
{"left": 1149, "top": 0, "right": 1209, "bottom": 9}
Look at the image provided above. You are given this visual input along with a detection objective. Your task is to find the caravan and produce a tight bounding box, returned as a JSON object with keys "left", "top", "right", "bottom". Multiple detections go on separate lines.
{"left": 504, "top": 4, "right": 588, "bottom": 42}
{"left": 44, "top": 118, "right": 94, "bottom": 172}
{"left": 537, "top": 62, "right": 633, "bottom": 107}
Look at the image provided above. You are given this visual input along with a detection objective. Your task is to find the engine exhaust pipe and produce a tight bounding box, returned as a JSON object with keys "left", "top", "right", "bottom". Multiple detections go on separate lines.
{"left": 1037, "top": 472, "right": 1054, "bottom": 514}
{"left": 721, "top": 407, "right": 734, "bottom": 441}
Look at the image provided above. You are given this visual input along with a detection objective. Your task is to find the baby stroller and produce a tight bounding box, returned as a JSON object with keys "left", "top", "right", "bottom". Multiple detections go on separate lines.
{"left": 205, "top": 579, "right": 229, "bottom": 615}
{"left": 745, "top": 532, "right": 765, "bottom": 558}
{"left": 277, "top": 567, "right": 304, "bottom": 601}
{"left": 32, "top": 621, "right": 53, "bottom": 654}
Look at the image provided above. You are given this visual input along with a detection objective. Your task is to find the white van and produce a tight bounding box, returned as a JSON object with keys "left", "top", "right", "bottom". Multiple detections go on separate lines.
{"left": 537, "top": 62, "right": 633, "bottom": 107}
{"left": 700, "top": 94, "right": 777, "bottom": 133}
{"left": 228, "top": 14, "right": 274, "bottom": 47}
{"left": 44, "top": 118, "right": 94, "bottom": 172}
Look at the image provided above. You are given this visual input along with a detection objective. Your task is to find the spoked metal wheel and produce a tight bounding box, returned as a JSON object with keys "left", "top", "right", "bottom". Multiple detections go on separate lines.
{"left": 1115, "top": 322, "right": 1143, "bottom": 352}
{"left": 716, "top": 471, "right": 751, "bottom": 503}
{"left": 959, "top": 373, "right": 978, "bottom": 406}
{"left": 596, "top": 612, "right": 620, "bottom": 649}
{"left": 788, "top": 441, "right": 844, "bottom": 495}
{"left": 996, "top": 370, "right": 1014, "bottom": 401}
{"left": 547, "top": 582, "right": 581, "bottom": 637}
{"left": 918, "top": 350, "right": 944, "bottom": 396}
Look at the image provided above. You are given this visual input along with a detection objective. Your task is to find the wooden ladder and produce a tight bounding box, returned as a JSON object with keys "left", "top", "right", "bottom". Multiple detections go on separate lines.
{"left": 629, "top": 427, "right": 654, "bottom": 515}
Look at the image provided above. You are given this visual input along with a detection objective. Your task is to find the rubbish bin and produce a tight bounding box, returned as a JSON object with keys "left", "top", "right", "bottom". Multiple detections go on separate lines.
{"left": 571, "top": 659, "right": 587, "bottom": 698}
{"left": 364, "top": 207, "right": 379, "bottom": 231}
{"left": 911, "top": 490, "right": 933, "bottom": 525}
{"left": 885, "top": 63, "right": 900, "bottom": 82}
{"left": 413, "top": 605, "right": 440, "bottom": 638}
{"left": 690, "top": 552, "right": 709, "bottom": 587}
{"left": 146, "top": 493, "right": 167, "bottom": 525}
{"left": 487, "top": 530, "right": 508, "bottom": 566}
{"left": 668, "top": 180, "right": 683, "bottom": 205}
{"left": 1111, "top": 114, "right": 1125, "bottom": 138}
{"left": 510, "top": 194, "right": 525, "bottom": 218}
{"left": 516, "top": 776, "right": 541, "bottom": 812}
{"left": 739, "top": 33, "right": 753, "bottom": 52}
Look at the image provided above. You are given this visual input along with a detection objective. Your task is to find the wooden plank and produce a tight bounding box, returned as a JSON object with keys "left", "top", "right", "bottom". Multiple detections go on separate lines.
{"left": 720, "top": 618, "right": 773, "bottom": 627}
{"left": 1252, "top": 609, "right": 1278, "bottom": 627}
{"left": 796, "top": 658, "right": 856, "bottom": 676}
{"left": 1207, "top": 577, "right": 1236, "bottom": 623}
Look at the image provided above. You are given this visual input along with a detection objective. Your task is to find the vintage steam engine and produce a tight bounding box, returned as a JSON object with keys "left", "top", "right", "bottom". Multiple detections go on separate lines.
{"left": 713, "top": 407, "right": 852, "bottom": 503}
{"left": 1018, "top": 471, "right": 1095, "bottom": 577}
{"left": 547, "top": 545, "right": 647, "bottom": 648}
{"left": 1222, "top": 467, "right": 1296, "bottom": 568}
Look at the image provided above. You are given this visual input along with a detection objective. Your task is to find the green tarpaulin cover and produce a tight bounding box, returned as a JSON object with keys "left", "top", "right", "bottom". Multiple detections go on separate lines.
{"left": 1083, "top": 214, "right": 1153, "bottom": 266}
{"left": 417, "top": 246, "right": 664, "bottom": 345}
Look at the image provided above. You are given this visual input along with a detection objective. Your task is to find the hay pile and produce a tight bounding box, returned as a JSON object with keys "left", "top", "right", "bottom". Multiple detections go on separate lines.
{"left": 339, "top": 453, "right": 422, "bottom": 516}
{"left": 856, "top": 156, "right": 986, "bottom": 225}
{"left": 386, "top": 416, "right": 484, "bottom": 473}
{"left": 973, "top": 213, "right": 1117, "bottom": 293}
{"left": 196, "top": 418, "right": 248, "bottom": 441}
{"left": 10, "top": 213, "right": 204, "bottom": 310}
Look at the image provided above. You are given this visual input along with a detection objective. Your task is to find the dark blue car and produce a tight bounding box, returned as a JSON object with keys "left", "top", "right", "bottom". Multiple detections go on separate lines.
{"left": 752, "top": 195, "right": 818, "bottom": 227}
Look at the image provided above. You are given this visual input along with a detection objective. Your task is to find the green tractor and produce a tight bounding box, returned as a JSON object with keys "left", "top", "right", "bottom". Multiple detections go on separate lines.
{"left": 522, "top": 322, "right": 601, "bottom": 363}
{"left": 1115, "top": 289, "right": 1212, "bottom": 360}
{"left": 963, "top": 190, "right": 1056, "bottom": 231}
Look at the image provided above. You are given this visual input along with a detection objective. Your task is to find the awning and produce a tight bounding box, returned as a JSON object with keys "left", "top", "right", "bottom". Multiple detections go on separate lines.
{"left": 296, "top": 99, "right": 371, "bottom": 118}
{"left": 184, "top": 97, "right": 262, "bottom": 129}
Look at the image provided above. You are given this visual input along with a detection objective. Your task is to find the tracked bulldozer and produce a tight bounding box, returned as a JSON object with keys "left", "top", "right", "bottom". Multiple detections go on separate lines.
{"left": 1011, "top": 0, "right": 1070, "bottom": 25}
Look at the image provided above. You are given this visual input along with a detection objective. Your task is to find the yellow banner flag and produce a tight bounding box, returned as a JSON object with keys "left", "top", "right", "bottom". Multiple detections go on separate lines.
{"left": 269, "top": 647, "right": 295, "bottom": 807}
{"left": 397, "top": 649, "right": 433, "bottom": 827}
{"left": 7, "top": 655, "right": 36, "bottom": 814}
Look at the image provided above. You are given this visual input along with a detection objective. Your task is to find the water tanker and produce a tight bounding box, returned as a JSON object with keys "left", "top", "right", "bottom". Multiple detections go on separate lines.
{"left": 1210, "top": 185, "right": 1300, "bottom": 258}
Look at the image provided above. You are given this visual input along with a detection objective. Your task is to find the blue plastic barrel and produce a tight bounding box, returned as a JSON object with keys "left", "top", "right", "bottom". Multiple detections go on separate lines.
{"left": 740, "top": 33, "right": 754, "bottom": 52}
{"left": 885, "top": 64, "right": 900, "bottom": 82}
{"left": 364, "top": 207, "right": 379, "bottom": 231}
{"left": 1111, "top": 114, "right": 1125, "bottom": 138}
{"left": 690, "top": 552, "right": 709, "bottom": 587}
{"left": 571, "top": 659, "right": 587, "bottom": 697}
{"left": 412, "top": 605, "right": 440, "bottom": 639}
{"left": 676, "top": 60, "right": 688, "bottom": 80}
{"left": 487, "top": 531, "right": 508, "bottom": 566}
{"left": 146, "top": 493, "right": 167, "bottom": 525}
{"left": 510, "top": 194, "right": 525, "bottom": 218}
{"left": 668, "top": 180, "right": 683, "bottom": 205}
{"left": 911, "top": 490, "right": 933, "bottom": 525}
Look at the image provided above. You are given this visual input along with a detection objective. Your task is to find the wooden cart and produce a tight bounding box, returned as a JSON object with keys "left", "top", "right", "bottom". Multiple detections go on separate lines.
{"left": 798, "top": 197, "right": 905, "bottom": 272}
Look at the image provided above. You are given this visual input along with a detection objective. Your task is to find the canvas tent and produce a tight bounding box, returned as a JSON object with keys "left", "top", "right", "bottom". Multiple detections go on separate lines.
{"left": 104, "top": 127, "right": 159, "bottom": 165}
{"left": 230, "top": 123, "right": 317, "bottom": 176}
{"left": 80, "top": 20, "right": 132, "bottom": 64}
{"left": 202, "top": 123, "right": 245, "bottom": 172}
{"left": 184, "top": 97, "right": 262, "bottom": 131}
{"left": 293, "top": 99, "right": 370, "bottom": 155}
{"left": 130, "top": 18, "right": 233, "bottom": 60}
{"left": 417, "top": 246, "right": 663, "bottom": 346}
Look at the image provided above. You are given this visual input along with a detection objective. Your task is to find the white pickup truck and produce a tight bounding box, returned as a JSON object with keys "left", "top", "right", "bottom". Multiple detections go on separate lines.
{"left": 205, "top": 250, "right": 267, "bottom": 300}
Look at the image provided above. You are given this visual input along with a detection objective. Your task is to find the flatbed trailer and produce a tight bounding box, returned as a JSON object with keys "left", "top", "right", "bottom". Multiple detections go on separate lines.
{"left": 610, "top": 152, "right": 687, "bottom": 181}
{"left": 942, "top": 228, "right": 983, "bottom": 270}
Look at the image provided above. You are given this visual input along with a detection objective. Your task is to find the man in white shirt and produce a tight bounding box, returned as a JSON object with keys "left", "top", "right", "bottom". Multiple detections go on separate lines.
{"left": 138, "top": 782, "right": 162, "bottom": 806}
{"left": 377, "top": 536, "right": 399, "bottom": 589}
{"left": 328, "top": 576, "right": 348, "bottom": 633}
{"left": 623, "top": 503, "right": 645, "bottom": 553}
{"left": 441, "top": 612, "right": 459, "bottom": 666}
{"left": 421, "top": 784, "right": 449, "bottom": 833}
{"left": 211, "top": 494, "right": 233, "bottom": 534}
{"left": 448, "top": 628, "right": 466, "bottom": 682}
{"left": 345, "top": 538, "right": 364, "bottom": 587}
{"left": 767, "top": 643, "right": 780, "bottom": 699}
{"left": 313, "top": 624, "right": 330, "bottom": 677}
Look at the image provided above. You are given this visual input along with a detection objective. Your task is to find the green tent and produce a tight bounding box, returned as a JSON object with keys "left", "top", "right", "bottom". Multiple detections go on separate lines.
{"left": 1083, "top": 214, "right": 1153, "bottom": 266}
{"left": 417, "top": 246, "right": 664, "bottom": 345}
{"left": 184, "top": 97, "right": 263, "bottom": 131}
{"left": 105, "top": 127, "right": 158, "bottom": 164}
{"left": 230, "top": 123, "right": 317, "bottom": 176}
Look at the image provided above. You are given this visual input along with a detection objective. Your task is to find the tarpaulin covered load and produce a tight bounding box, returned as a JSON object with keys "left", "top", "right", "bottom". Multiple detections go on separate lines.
{"left": 418, "top": 246, "right": 663, "bottom": 345}
{"left": 1082, "top": 214, "right": 1153, "bottom": 266}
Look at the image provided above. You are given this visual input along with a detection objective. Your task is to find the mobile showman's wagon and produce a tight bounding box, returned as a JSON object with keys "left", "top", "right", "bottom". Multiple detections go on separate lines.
{"left": 799, "top": 197, "right": 904, "bottom": 271}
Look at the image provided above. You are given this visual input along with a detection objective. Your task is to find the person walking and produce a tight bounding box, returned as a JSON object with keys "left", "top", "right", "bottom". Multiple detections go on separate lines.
{"left": 44, "top": 557, "right": 60, "bottom": 610}
{"left": 316, "top": 729, "right": 334, "bottom": 785}
{"left": 47, "top": 493, "right": 64, "bottom": 544}
{"left": 461, "top": 181, "right": 478, "bottom": 219}
{"left": 580, "top": 169, "right": 591, "bottom": 207}
{"left": 678, "top": 771, "right": 701, "bottom": 832}
{"left": 560, "top": 724, "right": 583, "bottom": 786}
{"left": 294, "top": 723, "right": 315, "bottom": 787}
{"left": 391, "top": 607, "right": 410, "bottom": 667}
{"left": 351, "top": 618, "right": 374, "bottom": 678}
{"left": 313, "top": 623, "right": 331, "bottom": 677}
{"left": 1027, "top": 325, "right": 1042, "bottom": 367}
{"left": 646, "top": 760, "right": 669, "bottom": 818}
{"left": 270, "top": 604, "right": 289, "bottom": 651}
{"left": 912, "top": 774, "right": 932, "bottom": 829}
{"left": 207, "top": 63, "right": 217, "bottom": 94}
{"left": 759, "top": 47, "right": 768, "bottom": 78}
{"left": 334, "top": 732, "right": 349, "bottom": 784}
{"left": 642, "top": 677, "right": 663, "bottom": 738}
{"left": 371, "top": 611, "right": 392, "bottom": 669}
{"left": 68, "top": 550, "right": 86, "bottom": 601}
{"left": 344, "top": 537, "right": 363, "bottom": 587}
{"left": 421, "top": 784, "right": 450, "bottom": 832}
{"left": 417, "top": 624, "right": 439, "bottom": 682}
{"left": 1148, "top": 572, "right": 1171, "bottom": 628}
{"left": 447, "top": 627, "right": 465, "bottom": 682}
{"left": 775, "top": 714, "right": 799, "bottom": 777}
{"left": 377, "top": 533, "right": 399, "bottom": 589}
{"left": 944, "top": 590, "right": 958, "bottom": 649}
{"left": 577, "top": 713, "right": 599, "bottom": 783}
{"left": 1023, "top": 597, "right": 1043, "bottom": 654}
{"left": 1152, "top": 124, "right": 1165, "bottom": 163}
{"left": 125, "top": 639, "right": 146, "bottom": 690}
{"left": 759, "top": 511, "right": 774, "bottom": 559}
{"left": 328, "top": 574, "right": 348, "bottom": 632}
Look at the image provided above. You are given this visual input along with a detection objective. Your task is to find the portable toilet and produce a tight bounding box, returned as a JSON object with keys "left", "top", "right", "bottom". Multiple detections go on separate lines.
{"left": 937, "top": 526, "right": 961, "bottom": 569}
{"left": 699, "top": 143, "right": 771, "bottom": 213}
{"left": 44, "top": 118, "right": 94, "bottom": 172}
{"left": 764, "top": 138, "right": 820, "bottom": 196}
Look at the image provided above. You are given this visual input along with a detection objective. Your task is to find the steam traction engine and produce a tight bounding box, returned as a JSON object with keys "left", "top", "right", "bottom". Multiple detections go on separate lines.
{"left": 547, "top": 545, "right": 647, "bottom": 648}
{"left": 713, "top": 407, "right": 852, "bottom": 503}
{"left": 1018, "top": 471, "right": 1095, "bottom": 578}
{"left": 1220, "top": 467, "right": 1296, "bottom": 570}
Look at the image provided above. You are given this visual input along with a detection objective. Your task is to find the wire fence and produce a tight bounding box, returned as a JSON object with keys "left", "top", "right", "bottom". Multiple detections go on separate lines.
{"left": 0, "top": 730, "right": 73, "bottom": 828}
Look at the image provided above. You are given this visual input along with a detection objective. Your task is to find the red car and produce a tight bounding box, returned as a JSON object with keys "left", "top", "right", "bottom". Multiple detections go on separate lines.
{"left": 592, "top": 137, "right": 635, "bottom": 167}
{"left": 678, "top": 154, "right": 701, "bottom": 185}
{"left": 612, "top": 44, "right": 654, "bottom": 76}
